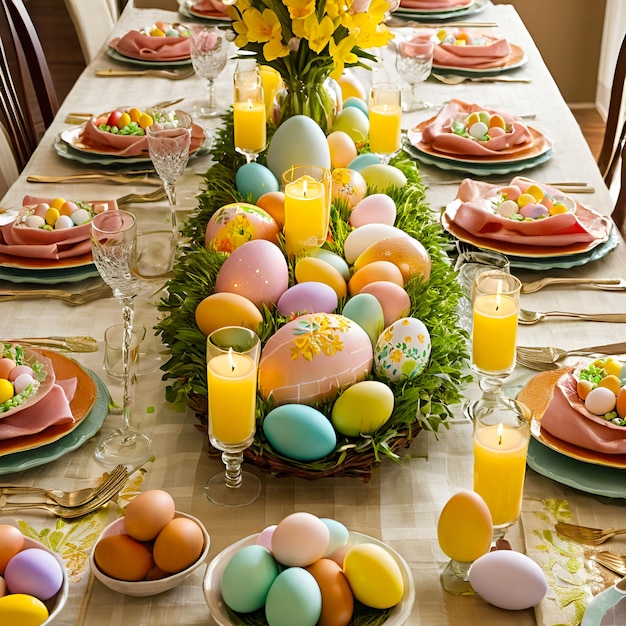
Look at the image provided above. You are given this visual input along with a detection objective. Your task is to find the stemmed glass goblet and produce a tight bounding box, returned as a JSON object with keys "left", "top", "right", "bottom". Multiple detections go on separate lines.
{"left": 233, "top": 71, "right": 266, "bottom": 163}
{"left": 146, "top": 109, "right": 193, "bottom": 237}
{"left": 368, "top": 82, "right": 402, "bottom": 165}
{"left": 91, "top": 210, "right": 152, "bottom": 467}
{"left": 190, "top": 26, "right": 229, "bottom": 118}
{"left": 205, "top": 326, "right": 262, "bottom": 507}
{"left": 395, "top": 38, "right": 435, "bottom": 112}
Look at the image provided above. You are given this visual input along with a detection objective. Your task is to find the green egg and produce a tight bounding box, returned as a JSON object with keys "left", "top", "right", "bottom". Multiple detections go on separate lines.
{"left": 309, "top": 248, "right": 351, "bottom": 281}
{"left": 331, "top": 380, "right": 394, "bottom": 437}
{"left": 360, "top": 164, "right": 407, "bottom": 192}
{"left": 342, "top": 293, "right": 384, "bottom": 347}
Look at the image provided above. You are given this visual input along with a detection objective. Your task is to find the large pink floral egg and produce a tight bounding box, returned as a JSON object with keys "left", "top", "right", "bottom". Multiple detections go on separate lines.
{"left": 259, "top": 313, "right": 373, "bottom": 405}
{"left": 215, "top": 240, "right": 288, "bottom": 310}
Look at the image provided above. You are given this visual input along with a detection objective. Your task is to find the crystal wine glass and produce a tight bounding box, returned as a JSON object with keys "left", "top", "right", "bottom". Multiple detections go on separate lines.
{"left": 395, "top": 38, "right": 435, "bottom": 112}
{"left": 205, "top": 326, "right": 261, "bottom": 507}
{"left": 91, "top": 210, "right": 152, "bottom": 467}
{"left": 190, "top": 26, "right": 229, "bottom": 118}
{"left": 146, "top": 109, "right": 193, "bottom": 237}
{"left": 368, "top": 82, "right": 402, "bottom": 165}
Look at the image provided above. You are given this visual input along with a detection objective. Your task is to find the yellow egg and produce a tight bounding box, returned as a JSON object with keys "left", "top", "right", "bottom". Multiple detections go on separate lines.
{"left": 596, "top": 357, "right": 624, "bottom": 378}
{"left": 331, "top": 381, "right": 394, "bottom": 436}
{"left": 517, "top": 193, "right": 536, "bottom": 207}
{"left": 549, "top": 202, "right": 569, "bottom": 215}
{"left": 195, "top": 292, "right": 263, "bottom": 337}
{"left": 525, "top": 184, "right": 545, "bottom": 202}
{"left": 0, "top": 594, "right": 49, "bottom": 626}
{"left": 150, "top": 27, "right": 166, "bottom": 36}
{"left": 437, "top": 490, "right": 493, "bottom": 562}
{"left": 337, "top": 73, "right": 366, "bottom": 101}
{"left": 466, "top": 112, "right": 481, "bottom": 127}
{"left": 348, "top": 261, "right": 404, "bottom": 296}
{"left": 45, "top": 207, "right": 60, "bottom": 226}
{"left": 598, "top": 374, "right": 621, "bottom": 396}
{"left": 138, "top": 113, "right": 154, "bottom": 130}
{"left": 295, "top": 257, "right": 347, "bottom": 300}
{"left": 50, "top": 197, "right": 66, "bottom": 210}
{"left": 0, "top": 379, "right": 13, "bottom": 404}
{"left": 327, "top": 131, "right": 357, "bottom": 169}
{"left": 343, "top": 543, "right": 404, "bottom": 609}
{"left": 576, "top": 379, "right": 593, "bottom": 400}
{"left": 118, "top": 112, "right": 131, "bottom": 128}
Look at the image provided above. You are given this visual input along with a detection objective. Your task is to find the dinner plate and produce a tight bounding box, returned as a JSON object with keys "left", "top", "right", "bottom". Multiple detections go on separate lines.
{"left": 582, "top": 580, "right": 626, "bottom": 626}
{"left": 432, "top": 44, "right": 527, "bottom": 76}
{"left": 178, "top": 1, "right": 231, "bottom": 22}
{"left": 0, "top": 366, "right": 109, "bottom": 475}
{"left": 393, "top": 0, "right": 490, "bottom": 21}
{"left": 0, "top": 263, "right": 100, "bottom": 284}
{"left": 527, "top": 438, "right": 626, "bottom": 499}
{"left": 106, "top": 45, "right": 192, "bottom": 68}
{"left": 203, "top": 531, "right": 415, "bottom": 626}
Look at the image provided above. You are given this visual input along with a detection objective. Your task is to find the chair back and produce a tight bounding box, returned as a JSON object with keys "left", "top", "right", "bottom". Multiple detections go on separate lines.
{"left": 612, "top": 138, "right": 626, "bottom": 236}
{"left": 0, "top": 121, "right": 19, "bottom": 199}
{"left": 0, "top": 0, "right": 59, "bottom": 170}
{"left": 597, "top": 34, "right": 626, "bottom": 189}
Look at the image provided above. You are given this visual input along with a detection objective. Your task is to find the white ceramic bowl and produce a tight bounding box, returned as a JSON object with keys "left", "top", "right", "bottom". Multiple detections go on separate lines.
{"left": 89, "top": 511, "right": 210, "bottom": 597}
{"left": 203, "top": 531, "right": 415, "bottom": 625}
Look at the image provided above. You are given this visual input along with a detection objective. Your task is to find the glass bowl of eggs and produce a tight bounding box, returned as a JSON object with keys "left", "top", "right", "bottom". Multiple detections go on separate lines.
{"left": 89, "top": 509, "right": 210, "bottom": 597}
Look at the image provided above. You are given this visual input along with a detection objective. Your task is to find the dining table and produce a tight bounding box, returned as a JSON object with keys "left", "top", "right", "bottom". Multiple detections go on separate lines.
{"left": 1, "top": 1, "right": 626, "bottom": 625}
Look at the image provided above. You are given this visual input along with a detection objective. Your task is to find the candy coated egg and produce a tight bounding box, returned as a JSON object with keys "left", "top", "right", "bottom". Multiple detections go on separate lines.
{"left": 256, "top": 191, "right": 285, "bottom": 226}
{"left": 331, "top": 380, "right": 394, "bottom": 436}
{"left": 347, "top": 153, "right": 380, "bottom": 172}
{"left": 12, "top": 373, "right": 34, "bottom": 395}
{"left": 598, "top": 374, "right": 621, "bottom": 395}
{"left": 71, "top": 208, "right": 91, "bottom": 225}
{"left": 265, "top": 568, "right": 322, "bottom": 626}
{"left": 5, "top": 548, "right": 63, "bottom": 601}
{"left": 0, "top": 576, "right": 5, "bottom": 596}
{"left": 263, "top": 404, "right": 337, "bottom": 461}
{"left": 271, "top": 512, "right": 330, "bottom": 567}
{"left": 295, "top": 257, "right": 347, "bottom": 300}
{"left": 266, "top": 115, "right": 331, "bottom": 180}
{"left": 235, "top": 163, "right": 280, "bottom": 203}
{"left": 331, "top": 107, "right": 369, "bottom": 147}
{"left": 54, "top": 215, "right": 73, "bottom": 229}
{"left": 343, "top": 223, "right": 411, "bottom": 264}
{"left": 257, "top": 526, "right": 277, "bottom": 551}
{"left": 348, "top": 261, "right": 404, "bottom": 296}
{"left": 306, "top": 559, "right": 354, "bottom": 626}
{"left": 259, "top": 313, "right": 373, "bottom": 405}
{"left": 500, "top": 185, "right": 522, "bottom": 201}
{"left": 93, "top": 535, "right": 155, "bottom": 581}
{"left": 585, "top": 386, "right": 617, "bottom": 415}
{"left": 309, "top": 249, "right": 350, "bottom": 281}
{"left": 525, "top": 183, "right": 545, "bottom": 201}
{"left": 374, "top": 317, "right": 431, "bottom": 382}
{"left": 497, "top": 199, "right": 519, "bottom": 218}
{"left": 519, "top": 203, "right": 549, "bottom": 219}
{"left": 124, "top": 489, "right": 175, "bottom": 541}
{"left": 221, "top": 545, "right": 280, "bottom": 613}
{"left": 343, "top": 543, "right": 404, "bottom": 609}
{"left": 205, "top": 202, "right": 280, "bottom": 253}
{"left": 25, "top": 215, "right": 45, "bottom": 228}
{"left": 153, "top": 517, "right": 205, "bottom": 573}
{"left": 359, "top": 281, "right": 411, "bottom": 327}
{"left": 327, "top": 131, "right": 357, "bottom": 169}
{"left": 0, "top": 380, "right": 12, "bottom": 404}
{"left": 342, "top": 96, "right": 369, "bottom": 117}
{"left": 59, "top": 200, "right": 78, "bottom": 216}
{"left": 489, "top": 126, "right": 506, "bottom": 137}
{"left": 360, "top": 164, "right": 407, "bottom": 191}
{"left": 0, "top": 525, "right": 24, "bottom": 574}
{"left": 437, "top": 490, "right": 492, "bottom": 562}
{"left": 517, "top": 193, "right": 535, "bottom": 207}
{"left": 8, "top": 365, "right": 33, "bottom": 381}
{"left": 616, "top": 387, "right": 626, "bottom": 418}
{"left": 338, "top": 73, "right": 367, "bottom": 101}
{"left": 332, "top": 168, "right": 367, "bottom": 208}
{"left": 0, "top": 594, "right": 48, "bottom": 626}
{"left": 320, "top": 519, "right": 349, "bottom": 557}
{"left": 342, "top": 292, "right": 385, "bottom": 346}
{"left": 349, "top": 193, "right": 396, "bottom": 227}
{"left": 33, "top": 203, "right": 49, "bottom": 218}
{"left": 353, "top": 236, "right": 432, "bottom": 283}
{"left": 195, "top": 292, "right": 263, "bottom": 336}
{"left": 216, "top": 240, "right": 289, "bottom": 309}
{"left": 469, "top": 121, "right": 488, "bottom": 138}
{"left": 277, "top": 282, "right": 338, "bottom": 317}
{"left": 469, "top": 550, "right": 547, "bottom": 610}
{"left": 0, "top": 358, "right": 15, "bottom": 380}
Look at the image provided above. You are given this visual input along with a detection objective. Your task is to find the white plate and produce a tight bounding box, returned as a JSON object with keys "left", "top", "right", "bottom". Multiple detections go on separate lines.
{"left": 178, "top": 1, "right": 231, "bottom": 22}
{"left": 203, "top": 531, "right": 415, "bottom": 626}
{"left": 393, "top": 0, "right": 490, "bottom": 21}
{"left": 106, "top": 45, "right": 192, "bottom": 68}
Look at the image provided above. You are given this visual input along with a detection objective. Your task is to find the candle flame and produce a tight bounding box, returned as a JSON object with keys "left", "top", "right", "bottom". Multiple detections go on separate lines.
{"left": 495, "top": 280, "right": 503, "bottom": 312}
{"left": 303, "top": 178, "right": 308, "bottom": 197}
{"left": 228, "top": 347, "right": 235, "bottom": 372}
{"left": 497, "top": 422, "right": 503, "bottom": 446}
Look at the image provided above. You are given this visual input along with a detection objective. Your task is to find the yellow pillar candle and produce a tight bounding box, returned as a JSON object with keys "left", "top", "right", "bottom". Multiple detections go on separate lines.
{"left": 368, "top": 103, "right": 402, "bottom": 155}
{"left": 207, "top": 350, "right": 257, "bottom": 446}
{"left": 233, "top": 100, "right": 266, "bottom": 154}
{"left": 473, "top": 422, "right": 529, "bottom": 526}
{"left": 472, "top": 293, "right": 518, "bottom": 373}
{"left": 283, "top": 175, "right": 326, "bottom": 256}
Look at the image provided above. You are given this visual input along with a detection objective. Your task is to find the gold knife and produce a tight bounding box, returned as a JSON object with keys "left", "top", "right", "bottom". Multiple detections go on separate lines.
{"left": 27, "top": 174, "right": 162, "bottom": 186}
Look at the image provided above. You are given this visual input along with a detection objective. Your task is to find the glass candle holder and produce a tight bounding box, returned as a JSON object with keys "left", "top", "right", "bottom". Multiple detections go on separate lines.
{"left": 233, "top": 73, "right": 266, "bottom": 163}
{"left": 368, "top": 82, "right": 402, "bottom": 165}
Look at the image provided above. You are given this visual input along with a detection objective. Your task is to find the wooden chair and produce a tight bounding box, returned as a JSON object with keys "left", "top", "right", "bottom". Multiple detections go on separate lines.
{"left": 0, "top": 121, "right": 19, "bottom": 198}
{"left": 0, "top": 0, "right": 59, "bottom": 171}
{"left": 613, "top": 138, "right": 626, "bottom": 236}
{"left": 597, "top": 33, "right": 626, "bottom": 190}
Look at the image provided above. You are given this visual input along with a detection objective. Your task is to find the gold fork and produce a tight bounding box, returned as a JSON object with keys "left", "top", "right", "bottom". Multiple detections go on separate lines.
{"left": 556, "top": 522, "right": 626, "bottom": 545}
{"left": 591, "top": 551, "right": 626, "bottom": 576}
{"left": 3, "top": 336, "right": 98, "bottom": 352}
{"left": 95, "top": 68, "right": 195, "bottom": 80}
{"left": 0, "top": 282, "right": 112, "bottom": 306}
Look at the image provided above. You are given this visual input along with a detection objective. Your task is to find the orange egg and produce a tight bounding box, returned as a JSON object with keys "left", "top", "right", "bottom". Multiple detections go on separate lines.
{"left": 327, "top": 131, "right": 357, "bottom": 169}
{"left": 153, "top": 517, "right": 205, "bottom": 574}
{"left": 0, "top": 358, "right": 16, "bottom": 380}
{"left": 598, "top": 374, "right": 621, "bottom": 396}
{"left": 256, "top": 191, "right": 285, "bottom": 226}
{"left": 0, "top": 525, "right": 24, "bottom": 574}
{"left": 348, "top": 261, "right": 404, "bottom": 296}
{"left": 124, "top": 490, "right": 176, "bottom": 542}
{"left": 306, "top": 559, "right": 354, "bottom": 626}
{"left": 195, "top": 292, "right": 263, "bottom": 337}
{"left": 576, "top": 379, "right": 594, "bottom": 400}
{"left": 616, "top": 387, "right": 626, "bottom": 418}
{"left": 466, "top": 112, "right": 481, "bottom": 127}
{"left": 94, "top": 534, "right": 155, "bottom": 581}
{"left": 59, "top": 201, "right": 79, "bottom": 217}
{"left": 489, "top": 114, "right": 506, "bottom": 130}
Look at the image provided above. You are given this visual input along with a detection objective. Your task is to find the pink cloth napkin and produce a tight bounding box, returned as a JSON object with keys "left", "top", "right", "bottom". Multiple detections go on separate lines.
{"left": 415, "top": 99, "right": 533, "bottom": 156}
{"left": 109, "top": 30, "right": 191, "bottom": 61}
{"left": 540, "top": 368, "right": 626, "bottom": 455}
{"left": 191, "top": 0, "right": 229, "bottom": 16}
{"left": 399, "top": 0, "right": 472, "bottom": 9}
{"left": 0, "top": 197, "right": 117, "bottom": 260}
{"left": 448, "top": 177, "right": 608, "bottom": 246}
{"left": 0, "top": 377, "right": 77, "bottom": 440}
{"left": 434, "top": 35, "right": 512, "bottom": 68}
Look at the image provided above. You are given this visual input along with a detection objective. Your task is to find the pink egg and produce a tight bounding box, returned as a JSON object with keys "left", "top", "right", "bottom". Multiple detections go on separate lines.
{"left": 519, "top": 203, "right": 549, "bottom": 219}
{"left": 488, "top": 126, "right": 506, "bottom": 137}
{"left": 256, "top": 525, "right": 277, "bottom": 551}
{"left": 349, "top": 193, "right": 396, "bottom": 227}
{"left": 327, "top": 131, "right": 358, "bottom": 169}
{"left": 33, "top": 203, "right": 49, "bottom": 218}
{"left": 359, "top": 281, "right": 411, "bottom": 327}
{"left": 271, "top": 512, "right": 330, "bottom": 567}
{"left": 499, "top": 185, "right": 522, "bottom": 202}
{"left": 12, "top": 373, "right": 35, "bottom": 395}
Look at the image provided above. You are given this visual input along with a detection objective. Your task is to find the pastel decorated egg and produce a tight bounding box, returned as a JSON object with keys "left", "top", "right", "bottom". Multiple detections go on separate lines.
{"left": 331, "top": 168, "right": 367, "bottom": 208}
{"left": 277, "top": 282, "right": 339, "bottom": 317}
{"left": 215, "top": 240, "right": 288, "bottom": 310}
{"left": 235, "top": 163, "right": 280, "bottom": 203}
{"left": 341, "top": 292, "right": 385, "bottom": 346}
{"left": 205, "top": 203, "right": 280, "bottom": 253}
{"left": 359, "top": 281, "right": 411, "bottom": 327}
{"left": 349, "top": 194, "right": 396, "bottom": 227}
{"left": 195, "top": 292, "right": 263, "bottom": 336}
{"left": 258, "top": 313, "right": 373, "bottom": 405}
{"left": 266, "top": 115, "right": 331, "bottom": 180}
{"left": 295, "top": 257, "right": 348, "bottom": 300}
{"left": 263, "top": 404, "right": 337, "bottom": 461}
{"left": 374, "top": 317, "right": 431, "bottom": 382}
{"left": 343, "top": 224, "right": 411, "bottom": 264}
{"left": 331, "top": 380, "right": 394, "bottom": 436}
{"left": 359, "top": 164, "right": 407, "bottom": 191}
{"left": 256, "top": 191, "right": 285, "bottom": 226}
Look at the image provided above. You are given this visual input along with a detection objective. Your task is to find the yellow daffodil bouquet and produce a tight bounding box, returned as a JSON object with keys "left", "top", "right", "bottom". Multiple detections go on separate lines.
{"left": 225, "top": 0, "right": 398, "bottom": 131}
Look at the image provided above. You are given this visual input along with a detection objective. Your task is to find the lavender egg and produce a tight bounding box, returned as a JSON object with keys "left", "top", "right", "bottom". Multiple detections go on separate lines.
{"left": 277, "top": 282, "right": 338, "bottom": 317}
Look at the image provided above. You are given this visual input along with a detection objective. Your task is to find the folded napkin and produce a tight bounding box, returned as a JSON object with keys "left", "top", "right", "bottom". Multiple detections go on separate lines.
{"left": 399, "top": 0, "right": 473, "bottom": 9}
{"left": 0, "top": 377, "right": 77, "bottom": 440}
{"left": 448, "top": 177, "right": 608, "bottom": 247}
{"left": 434, "top": 34, "right": 512, "bottom": 69}
{"left": 540, "top": 367, "right": 626, "bottom": 455}
{"left": 191, "top": 0, "right": 230, "bottom": 17}
{"left": 0, "top": 196, "right": 117, "bottom": 260}
{"left": 415, "top": 99, "right": 533, "bottom": 157}
{"left": 109, "top": 30, "right": 191, "bottom": 61}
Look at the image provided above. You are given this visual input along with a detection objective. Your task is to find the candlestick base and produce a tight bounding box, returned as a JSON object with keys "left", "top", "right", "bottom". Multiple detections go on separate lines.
{"left": 440, "top": 559, "right": 476, "bottom": 595}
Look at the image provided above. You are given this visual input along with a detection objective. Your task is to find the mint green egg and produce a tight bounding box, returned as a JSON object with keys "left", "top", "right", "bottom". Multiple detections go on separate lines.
{"left": 342, "top": 293, "right": 384, "bottom": 347}
{"left": 310, "top": 248, "right": 350, "bottom": 281}
{"left": 331, "top": 107, "right": 369, "bottom": 145}
{"left": 347, "top": 153, "right": 380, "bottom": 172}
{"left": 342, "top": 96, "right": 369, "bottom": 118}
{"left": 360, "top": 164, "right": 407, "bottom": 191}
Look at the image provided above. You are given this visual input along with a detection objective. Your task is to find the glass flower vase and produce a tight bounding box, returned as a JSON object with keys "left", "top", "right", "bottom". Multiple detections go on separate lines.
{"left": 274, "top": 76, "right": 341, "bottom": 133}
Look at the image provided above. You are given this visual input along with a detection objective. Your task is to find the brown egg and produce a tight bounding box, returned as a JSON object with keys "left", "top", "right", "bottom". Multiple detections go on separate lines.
{"left": 153, "top": 517, "right": 205, "bottom": 574}
{"left": 124, "top": 490, "right": 176, "bottom": 541}
{"left": 306, "top": 558, "right": 354, "bottom": 626}
{"left": 94, "top": 535, "right": 155, "bottom": 581}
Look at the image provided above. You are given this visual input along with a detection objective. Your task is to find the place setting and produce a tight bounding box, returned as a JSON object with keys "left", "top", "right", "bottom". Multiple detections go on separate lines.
{"left": 392, "top": 0, "right": 492, "bottom": 22}
{"left": 178, "top": 0, "right": 232, "bottom": 23}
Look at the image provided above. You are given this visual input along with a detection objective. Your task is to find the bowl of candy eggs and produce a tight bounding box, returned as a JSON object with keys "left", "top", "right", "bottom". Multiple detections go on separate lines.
{"left": 89, "top": 490, "right": 209, "bottom": 597}
{"left": 0, "top": 524, "right": 69, "bottom": 625}
{"left": 203, "top": 511, "right": 414, "bottom": 626}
